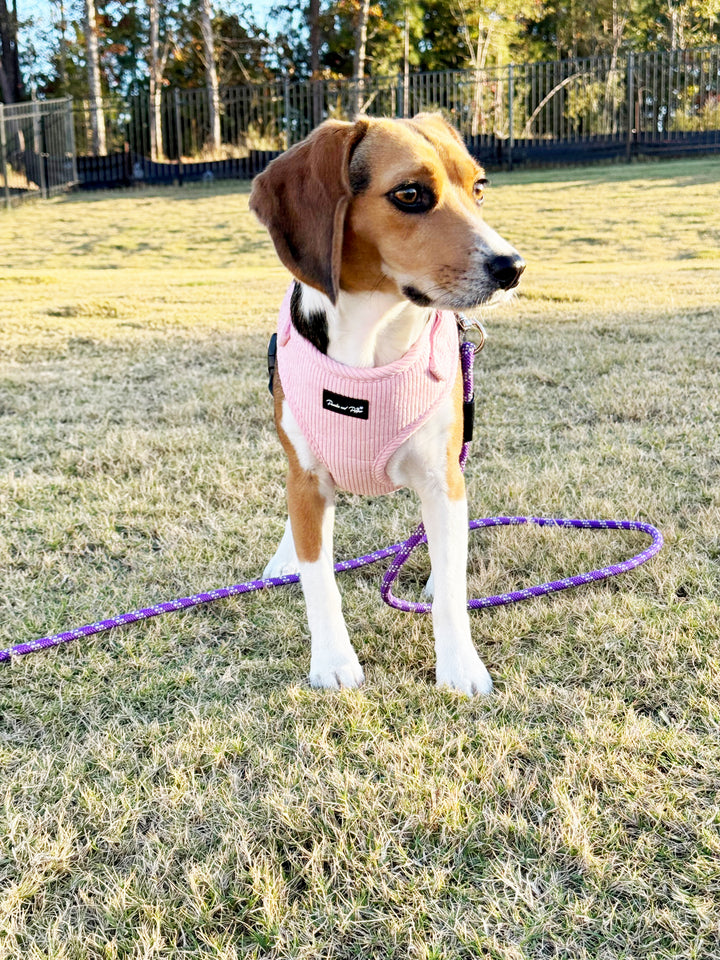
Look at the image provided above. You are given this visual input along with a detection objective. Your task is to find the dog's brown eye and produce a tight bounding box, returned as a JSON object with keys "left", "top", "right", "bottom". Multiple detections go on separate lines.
{"left": 387, "top": 182, "right": 436, "bottom": 214}
{"left": 392, "top": 186, "right": 419, "bottom": 205}
{"left": 473, "top": 179, "right": 487, "bottom": 205}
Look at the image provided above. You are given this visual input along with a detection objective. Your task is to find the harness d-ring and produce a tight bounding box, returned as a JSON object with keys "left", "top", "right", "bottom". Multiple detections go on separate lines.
{"left": 456, "top": 314, "right": 487, "bottom": 354}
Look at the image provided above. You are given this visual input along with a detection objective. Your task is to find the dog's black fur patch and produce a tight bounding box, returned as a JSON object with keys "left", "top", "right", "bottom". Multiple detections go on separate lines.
{"left": 349, "top": 158, "right": 371, "bottom": 195}
{"left": 290, "top": 281, "right": 329, "bottom": 354}
{"left": 402, "top": 284, "right": 433, "bottom": 307}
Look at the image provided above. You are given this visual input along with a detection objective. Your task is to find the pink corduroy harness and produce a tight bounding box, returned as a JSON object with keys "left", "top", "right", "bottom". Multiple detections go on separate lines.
{"left": 276, "top": 285, "right": 460, "bottom": 496}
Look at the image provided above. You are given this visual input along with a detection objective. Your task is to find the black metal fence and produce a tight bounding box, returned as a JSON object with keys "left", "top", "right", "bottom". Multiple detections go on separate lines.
{"left": 3, "top": 49, "right": 714, "bottom": 202}
{"left": 19, "top": 46, "right": 720, "bottom": 193}
{"left": 0, "top": 98, "right": 77, "bottom": 206}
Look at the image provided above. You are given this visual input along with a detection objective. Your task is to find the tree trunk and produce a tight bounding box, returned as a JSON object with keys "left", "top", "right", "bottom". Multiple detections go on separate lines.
{"left": 403, "top": 3, "right": 410, "bottom": 117}
{"left": 0, "top": 0, "right": 25, "bottom": 103}
{"left": 57, "top": 0, "right": 70, "bottom": 96}
{"left": 0, "top": 61, "right": 11, "bottom": 102}
{"left": 308, "top": 0, "right": 322, "bottom": 127}
{"left": 604, "top": 0, "right": 626, "bottom": 134}
{"left": 352, "top": 0, "right": 370, "bottom": 117}
{"left": 457, "top": 10, "right": 493, "bottom": 137}
{"left": 200, "top": 0, "right": 220, "bottom": 155}
{"left": 84, "top": 0, "right": 106, "bottom": 155}
{"left": 148, "top": 0, "right": 164, "bottom": 160}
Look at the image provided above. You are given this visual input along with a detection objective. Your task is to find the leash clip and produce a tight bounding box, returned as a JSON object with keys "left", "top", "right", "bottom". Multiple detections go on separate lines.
{"left": 456, "top": 314, "right": 487, "bottom": 355}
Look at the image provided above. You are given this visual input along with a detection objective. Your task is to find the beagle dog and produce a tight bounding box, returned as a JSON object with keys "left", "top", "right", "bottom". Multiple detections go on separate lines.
{"left": 250, "top": 114, "right": 524, "bottom": 695}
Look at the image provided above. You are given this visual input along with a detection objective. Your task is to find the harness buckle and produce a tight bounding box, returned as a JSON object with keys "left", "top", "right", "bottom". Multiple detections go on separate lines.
{"left": 456, "top": 314, "right": 487, "bottom": 355}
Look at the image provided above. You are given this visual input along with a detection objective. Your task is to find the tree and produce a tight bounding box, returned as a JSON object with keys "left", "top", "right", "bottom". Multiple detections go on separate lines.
{"left": 660, "top": 0, "right": 720, "bottom": 47}
{"left": 0, "top": 0, "right": 25, "bottom": 102}
{"left": 308, "top": 0, "right": 323, "bottom": 123}
{"left": 200, "top": 0, "right": 220, "bottom": 153}
{"left": 55, "top": 0, "right": 70, "bottom": 95}
{"left": 148, "top": 0, "right": 170, "bottom": 159}
{"left": 309, "top": 0, "right": 321, "bottom": 76}
{"left": 450, "top": 0, "right": 536, "bottom": 134}
{"left": 352, "top": 0, "right": 371, "bottom": 115}
{"left": 84, "top": 0, "right": 107, "bottom": 154}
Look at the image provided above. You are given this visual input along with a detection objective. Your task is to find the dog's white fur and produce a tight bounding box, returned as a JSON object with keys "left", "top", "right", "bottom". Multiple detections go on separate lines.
{"left": 264, "top": 287, "right": 499, "bottom": 696}
{"left": 251, "top": 115, "right": 523, "bottom": 695}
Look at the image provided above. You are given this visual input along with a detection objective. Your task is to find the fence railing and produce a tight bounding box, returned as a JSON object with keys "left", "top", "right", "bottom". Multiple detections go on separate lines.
{"left": 0, "top": 98, "right": 77, "bottom": 207}
{"left": 6, "top": 47, "right": 718, "bottom": 197}
{"left": 74, "top": 46, "right": 720, "bottom": 171}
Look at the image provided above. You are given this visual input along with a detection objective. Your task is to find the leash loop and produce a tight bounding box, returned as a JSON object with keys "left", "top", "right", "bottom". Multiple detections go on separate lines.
{"left": 379, "top": 516, "right": 664, "bottom": 613}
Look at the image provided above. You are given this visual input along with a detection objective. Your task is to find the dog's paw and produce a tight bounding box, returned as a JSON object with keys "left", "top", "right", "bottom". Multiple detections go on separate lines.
{"left": 309, "top": 646, "right": 365, "bottom": 690}
{"left": 263, "top": 520, "right": 299, "bottom": 579}
{"left": 436, "top": 646, "right": 493, "bottom": 696}
{"left": 262, "top": 555, "right": 300, "bottom": 579}
{"left": 422, "top": 572, "right": 434, "bottom": 599}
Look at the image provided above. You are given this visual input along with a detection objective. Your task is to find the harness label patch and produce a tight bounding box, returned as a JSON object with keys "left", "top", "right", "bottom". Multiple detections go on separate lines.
{"left": 323, "top": 389, "right": 369, "bottom": 420}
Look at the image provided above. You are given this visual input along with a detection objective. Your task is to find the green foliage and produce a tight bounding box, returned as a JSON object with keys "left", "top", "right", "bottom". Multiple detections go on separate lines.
{"left": 36, "top": 0, "right": 285, "bottom": 100}
{"left": 26, "top": 0, "right": 720, "bottom": 104}
{"left": 561, "top": 74, "right": 624, "bottom": 135}
{"left": 670, "top": 91, "right": 720, "bottom": 130}
{"left": 515, "top": 0, "right": 720, "bottom": 59}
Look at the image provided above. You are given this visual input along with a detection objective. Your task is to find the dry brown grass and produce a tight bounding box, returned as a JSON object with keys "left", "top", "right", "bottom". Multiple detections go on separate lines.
{"left": 0, "top": 158, "right": 719, "bottom": 958}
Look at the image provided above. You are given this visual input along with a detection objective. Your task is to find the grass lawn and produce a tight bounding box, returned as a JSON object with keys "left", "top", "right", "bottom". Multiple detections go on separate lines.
{"left": 0, "top": 157, "right": 719, "bottom": 959}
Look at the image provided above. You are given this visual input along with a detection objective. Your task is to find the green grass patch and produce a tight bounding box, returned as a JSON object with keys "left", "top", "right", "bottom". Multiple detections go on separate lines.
{"left": 1, "top": 158, "right": 719, "bottom": 958}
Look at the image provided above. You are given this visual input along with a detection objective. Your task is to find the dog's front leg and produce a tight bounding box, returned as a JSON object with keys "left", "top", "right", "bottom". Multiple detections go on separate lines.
{"left": 419, "top": 485, "right": 493, "bottom": 697}
{"left": 274, "top": 378, "right": 364, "bottom": 690}
{"left": 286, "top": 464, "right": 364, "bottom": 690}
{"left": 396, "top": 372, "right": 494, "bottom": 696}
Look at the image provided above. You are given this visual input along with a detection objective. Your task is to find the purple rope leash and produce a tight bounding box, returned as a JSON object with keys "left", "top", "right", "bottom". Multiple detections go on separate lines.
{"left": 1, "top": 339, "right": 663, "bottom": 663}
{"left": 380, "top": 340, "right": 663, "bottom": 609}
{"left": 380, "top": 515, "right": 664, "bottom": 613}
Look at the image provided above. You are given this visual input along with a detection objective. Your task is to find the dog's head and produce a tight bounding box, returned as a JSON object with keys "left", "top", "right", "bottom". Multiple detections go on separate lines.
{"left": 250, "top": 114, "right": 524, "bottom": 308}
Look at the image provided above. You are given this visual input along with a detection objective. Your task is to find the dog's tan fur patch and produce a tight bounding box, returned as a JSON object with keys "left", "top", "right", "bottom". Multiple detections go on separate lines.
{"left": 273, "top": 372, "right": 325, "bottom": 564}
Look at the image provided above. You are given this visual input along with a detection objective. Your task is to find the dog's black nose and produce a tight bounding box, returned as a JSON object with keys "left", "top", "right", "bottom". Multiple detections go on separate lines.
{"left": 488, "top": 254, "right": 526, "bottom": 290}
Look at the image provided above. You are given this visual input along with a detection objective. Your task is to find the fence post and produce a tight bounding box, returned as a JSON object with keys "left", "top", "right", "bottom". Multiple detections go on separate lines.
{"left": 174, "top": 88, "right": 183, "bottom": 186}
{"left": 0, "top": 103, "right": 10, "bottom": 209}
{"left": 283, "top": 79, "right": 291, "bottom": 146}
{"left": 65, "top": 98, "right": 79, "bottom": 187}
{"left": 32, "top": 95, "right": 48, "bottom": 200}
{"left": 507, "top": 63, "right": 514, "bottom": 171}
{"left": 626, "top": 51, "right": 634, "bottom": 162}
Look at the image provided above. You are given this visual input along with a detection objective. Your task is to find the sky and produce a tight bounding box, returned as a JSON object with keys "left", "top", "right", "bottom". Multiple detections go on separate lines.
{"left": 21, "top": 0, "right": 279, "bottom": 91}
{"left": 21, "top": 1, "right": 64, "bottom": 86}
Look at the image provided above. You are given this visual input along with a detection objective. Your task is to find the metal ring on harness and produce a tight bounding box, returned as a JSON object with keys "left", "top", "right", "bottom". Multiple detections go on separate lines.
{"left": 456, "top": 314, "right": 487, "bottom": 354}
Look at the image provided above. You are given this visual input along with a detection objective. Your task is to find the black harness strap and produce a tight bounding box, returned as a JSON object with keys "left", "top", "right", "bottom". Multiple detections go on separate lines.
{"left": 267, "top": 332, "right": 277, "bottom": 394}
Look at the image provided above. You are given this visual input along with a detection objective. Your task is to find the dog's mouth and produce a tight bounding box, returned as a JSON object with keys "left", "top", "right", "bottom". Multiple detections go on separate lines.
{"left": 402, "top": 279, "right": 521, "bottom": 312}
{"left": 400, "top": 253, "right": 525, "bottom": 312}
{"left": 458, "top": 286, "right": 518, "bottom": 315}
{"left": 402, "top": 285, "right": 435, "bottom": 307}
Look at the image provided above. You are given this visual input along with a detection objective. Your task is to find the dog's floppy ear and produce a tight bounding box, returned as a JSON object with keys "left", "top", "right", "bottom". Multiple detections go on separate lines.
{"left": 250, "top": 119, "right": 369, "bottom": 304}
